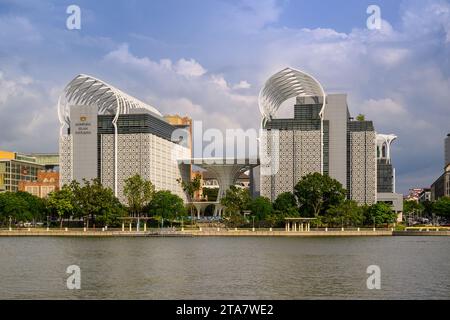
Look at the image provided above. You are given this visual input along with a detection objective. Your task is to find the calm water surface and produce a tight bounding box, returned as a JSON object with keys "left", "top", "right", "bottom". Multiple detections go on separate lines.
{"left": 0, "top": 236, "right": 449, "bottom": 299}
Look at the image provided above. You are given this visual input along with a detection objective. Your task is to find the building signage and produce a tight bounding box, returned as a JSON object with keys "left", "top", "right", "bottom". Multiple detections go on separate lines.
{"left": 74, "top": 116, "right": 93, "bottom": 135}
{"left": 70, "top": 105, "right": 98, "bottom": 182}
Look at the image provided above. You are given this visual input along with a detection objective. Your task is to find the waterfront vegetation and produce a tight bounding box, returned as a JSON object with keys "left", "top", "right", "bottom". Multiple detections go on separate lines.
{"left": 219, "top": 173, "right": 402, "bottom": 228}
{"left": 0, "top": 173, "right": 449, "bottom": 229}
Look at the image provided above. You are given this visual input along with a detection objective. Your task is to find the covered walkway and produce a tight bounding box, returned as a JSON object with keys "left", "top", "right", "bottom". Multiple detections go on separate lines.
{"left": 284, "top": 218, "right": 316, "bottom": 232}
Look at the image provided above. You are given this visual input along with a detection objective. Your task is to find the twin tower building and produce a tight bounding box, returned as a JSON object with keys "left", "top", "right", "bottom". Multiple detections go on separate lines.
{"left": 258, "top": 68, "right": 402, "bottom": 214}
{"left": 59, "top": 68, "right": 402, "bottom": 214}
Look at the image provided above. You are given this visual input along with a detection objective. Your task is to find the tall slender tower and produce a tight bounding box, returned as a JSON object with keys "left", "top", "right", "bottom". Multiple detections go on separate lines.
{"left": 445, "top": 133, "right": 450, "bottom": 168}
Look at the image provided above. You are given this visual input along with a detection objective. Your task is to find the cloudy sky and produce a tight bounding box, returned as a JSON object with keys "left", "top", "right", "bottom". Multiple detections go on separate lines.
{"left": 0, "top": 0, "right": 449, "bottom": 194}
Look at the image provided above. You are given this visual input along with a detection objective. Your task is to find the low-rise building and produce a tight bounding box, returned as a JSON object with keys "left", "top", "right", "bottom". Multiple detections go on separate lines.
{"left": 18, "top": 171, "right": 59, "bottom": 198}
{"left": 418, "top": 188, "right": 431, "bottom": 203}
{"left": 431, "top": 164, "right": 450, "bottom": 201}
{"left": 0, "top": 150, "right": 44, "bottom": 193}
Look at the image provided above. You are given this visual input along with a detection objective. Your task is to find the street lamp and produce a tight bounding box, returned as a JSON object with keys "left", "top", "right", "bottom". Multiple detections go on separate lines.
{"left": 252, "top": 216, "right": 255, "bottom": 232}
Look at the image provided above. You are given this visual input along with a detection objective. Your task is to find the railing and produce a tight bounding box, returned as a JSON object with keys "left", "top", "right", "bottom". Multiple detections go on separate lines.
{"left": 404, "top": 226, "right": 450, "bottom": 231}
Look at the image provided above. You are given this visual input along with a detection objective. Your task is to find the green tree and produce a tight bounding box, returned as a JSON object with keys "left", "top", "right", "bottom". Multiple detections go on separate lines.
{"left": 202, "top": 187, "right": 218, "bottom": 202}
{"left": 15, "top": 191, "right": 46, "bottom": 224}
{"left": 325, "top": 200, "right": 364, "bottom": 227}
{"left": 356, "top": 114, "right": 365, "bottom": 121}
{"left": 95, "top": 196, "right": 126, "bottom": 227}
{"left": 433, "top": 197, "right": 450, "bottom": 218}
{"left": 422, "top": 200, "right": 434, "bottom": 217}
{"left": 65, "top": 178, "right": 125, "bottom": 228}
{"left": 177, "top": 174, "right": 202, "bottom": 222}
{"left": 220, "top": 186, "right": 251, "bottom": 216}
{"left": 250, "top": 196, "right": 272, "bottom": 221}
{"left": 0, "top": 192, "right": 46, "bottom": 226}
{"left": 123, "top": 174, "right": 155, "bottom": 216}
{"left": 0, "top": 192, "right": 29, "bottom": 225}
{"left": 294, "top": 173, "right": 346, "bottom": 219}
{"left": 403, "top": 200, "right": 423, "bottom": 215}
{"left": 364, "top": 202, "right": 397, "bottom": 226}
{"left": 149, "top": 190, "right": 186, "bottom": 226}
{"left": 177, "top": 174, "right": 201, "bottom": 201}
{"left": 47, "top": 187, "right": 74, "bottom": 228}
{"left": 273, "top": 192, "right": 299, "bottom": 216}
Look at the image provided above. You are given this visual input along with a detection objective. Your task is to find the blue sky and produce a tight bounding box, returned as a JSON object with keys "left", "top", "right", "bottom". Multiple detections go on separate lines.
{"left": 0, "top": 0, "right": 449, "bottom": 194}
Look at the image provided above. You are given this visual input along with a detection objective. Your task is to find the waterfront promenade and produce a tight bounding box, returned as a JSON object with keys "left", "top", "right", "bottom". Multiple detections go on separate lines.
{"left": 0, "top": 227, "right": 449, "bottom": 237}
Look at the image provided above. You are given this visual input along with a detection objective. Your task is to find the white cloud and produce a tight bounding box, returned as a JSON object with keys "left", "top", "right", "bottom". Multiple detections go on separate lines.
{"left": 0, "top": 71, "right": 58, "bottom": 152}
{"left": 210, "top": 74, "right": 229, "bottom": 90}
{"left": 361, "top": 98, "right": 407, "bottom": 116}
{"left": 0, "top": 0, "right": 449, "bottom": 194}
{"left": 233, "top": 80, "right": 251, "bottom": 89}
{"left": 0, "top": 16, "right": 42, "bottom": 44}
{"left": 219, "top": 0, "right": 283, "bottom": 33}
{"left": 174, "top": 58, "right": 207, "bottom": 77}
{"left": 101, "top": 45, "right": 258, "bottom": 135}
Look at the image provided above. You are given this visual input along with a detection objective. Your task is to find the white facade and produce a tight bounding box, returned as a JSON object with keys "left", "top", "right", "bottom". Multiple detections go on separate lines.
{"left": 100, "top": 133, "right": 190, "bottom": 203}
{"left": 58, "top": 74, "right": 191, "bottom": 203}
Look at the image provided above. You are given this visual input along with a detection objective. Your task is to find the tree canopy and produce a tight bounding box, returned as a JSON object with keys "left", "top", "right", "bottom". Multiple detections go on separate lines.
{"left": 0, "top": 191, "right": 46, "bottom": 224}
{"left": 250, "top": 196, "right": 272, "bottom": 221}
{"left": 148, "top": 190, "right": 186, "bottom": 224}
{"left": 364, "top": 202, "right": 397, "bottom": 226}
{"left": 64, "top": 178, "right": 125, "bottom": 227}
{"left": 220, "top": 186, "right": 251, "bottom": 215}
{"left": 325, "top": 200, "right": 364, "bottom": 227}
{"left": 177, "top": 174, "right": 201, "bottom": 201}
{"left": 273, "top": 192, "right": 299, "bottom": 216}
{"left": 123, "top": 174, "right": 155, "bottom": 216}
{"left": 47, "top": 186, "right": 74, "bottom": 228}
{"left": 433, "top": 197, "right": 450, "bottom": 217}
{"left": 294, "top": 173, "right": 346, "bottom": 218}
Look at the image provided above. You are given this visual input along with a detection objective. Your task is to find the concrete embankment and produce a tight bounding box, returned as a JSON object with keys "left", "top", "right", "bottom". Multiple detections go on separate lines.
{"left": 185, "top": 230, "right": 393, "bottom": 237}
{"left": 393, "top": 230, "right": 450, "bottom": 236}
{"left": 0, "top": 229, "right": 392, "bottom": 237}
{"left": 1, "top": 229, "right": 449, "bottom": 237}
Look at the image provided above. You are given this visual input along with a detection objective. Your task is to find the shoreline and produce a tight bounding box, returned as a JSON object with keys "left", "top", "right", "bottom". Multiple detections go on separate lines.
{"left": 0, "top": 229, "right": 449, "bottom": 237}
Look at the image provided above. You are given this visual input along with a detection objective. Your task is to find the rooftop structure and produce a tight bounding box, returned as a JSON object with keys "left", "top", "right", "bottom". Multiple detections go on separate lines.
{"left": 58, "top": 75, "right": 190, "bottom": 202}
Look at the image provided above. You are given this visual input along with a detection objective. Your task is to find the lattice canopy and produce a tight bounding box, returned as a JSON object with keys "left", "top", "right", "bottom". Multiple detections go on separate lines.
{"left": 58, "top": 74, "right": 162, "bottom": 131}
{"left": 258, "top": 67, "right": 326, "bottom": 124}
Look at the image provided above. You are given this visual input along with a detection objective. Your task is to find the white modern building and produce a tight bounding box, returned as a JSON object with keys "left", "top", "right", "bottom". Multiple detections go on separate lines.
{"left": 58, "top": 74, "right": 191, "bottom": 203}
{"left": 376, "top": 134, "right": 403, "bottom": 219}
{"left": 258, "top": 68, "right": 377, "bottom": 205}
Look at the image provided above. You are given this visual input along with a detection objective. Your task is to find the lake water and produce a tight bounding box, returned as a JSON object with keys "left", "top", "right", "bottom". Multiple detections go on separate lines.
{"left": 0, "top": 236, "right": 449, "bottom": 299}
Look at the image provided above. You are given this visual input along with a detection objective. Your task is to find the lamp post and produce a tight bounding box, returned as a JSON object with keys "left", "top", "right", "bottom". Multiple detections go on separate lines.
{"left": 252, "top": 216, "right": 255, "bottom": 232}
{"left": 9, "top": 216, "right": 12, "bottom": 231}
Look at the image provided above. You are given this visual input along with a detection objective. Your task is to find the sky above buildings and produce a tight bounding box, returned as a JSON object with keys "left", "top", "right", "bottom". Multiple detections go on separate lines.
{"left": 0, "top": 0, "right": 449, "bottom": 194}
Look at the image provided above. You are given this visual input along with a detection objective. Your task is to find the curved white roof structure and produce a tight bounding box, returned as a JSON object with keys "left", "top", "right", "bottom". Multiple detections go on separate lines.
{"left": 376, "top": 134, "right": 397, "bottom": 161}
{"left": 258, "top": 67, "right": 326, "bottom": 124}
{"left": 58, "top": 74, "right": 162, "bottom": 133}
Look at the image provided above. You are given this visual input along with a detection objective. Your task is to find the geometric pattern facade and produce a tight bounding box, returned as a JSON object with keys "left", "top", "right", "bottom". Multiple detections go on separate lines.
{"left": 59, "top": 135, "right": 72, "bottom": 187}
{"left": 349, "top": 131, "right": 377, "bottom": 205}
{"left": 260, "top": 129, "right": 321, "bottom": 201}
{"left": 101, "top": 133, "right": 190, "bottom": 204}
